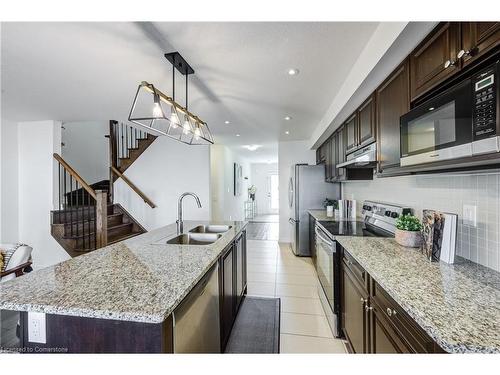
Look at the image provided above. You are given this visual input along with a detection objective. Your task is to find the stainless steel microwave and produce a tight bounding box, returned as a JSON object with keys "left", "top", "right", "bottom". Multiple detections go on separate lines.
{"left": 400, "top": 61, "right": 499, "bottom": 167}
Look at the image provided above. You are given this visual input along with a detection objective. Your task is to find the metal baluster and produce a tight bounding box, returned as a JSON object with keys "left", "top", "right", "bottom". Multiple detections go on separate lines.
{"left": 76, "top": 181, "right": 80, "bottom": 241}
{"left": 93, "top": 205, "right": 97, "bottom": 249}
{"left": 70, "top": 177, "right": 73, "bottom": 238}
{"left": 58, "top": 162, "right": 61, "bottom": 211}
{"left": 125, "top": 125, "right": 129, "bottom": 158}
{"left": 64, "top": 169, "right": 67, "bottom": 223}
{"left": 135, "top": 128, "right": 137, "bottom": 148}
{"left": 121, "top": 123, "right": 125, "bottom": 159}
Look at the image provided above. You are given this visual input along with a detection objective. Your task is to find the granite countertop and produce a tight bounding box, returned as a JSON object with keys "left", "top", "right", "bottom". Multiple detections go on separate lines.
{"left": 336, "top": 236, "right": 500, "bottom": 354}
{"left": 0, "top": 220, "right": 247, "bottom": 324}
{"left": 308, "top": 209, "right": 337, "bottom": 221}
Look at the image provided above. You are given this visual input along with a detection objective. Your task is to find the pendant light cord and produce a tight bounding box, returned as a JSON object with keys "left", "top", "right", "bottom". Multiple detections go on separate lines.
{"left": 185, "top": 73, "right": 188, "bottom": 110}
{"left": 172, "top": 63, "right": 175, "bottom": 101}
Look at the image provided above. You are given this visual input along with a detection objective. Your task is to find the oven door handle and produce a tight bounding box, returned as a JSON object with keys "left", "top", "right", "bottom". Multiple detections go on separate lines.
{"left": 315, "top": 226, "right": 333, "bottom": 247}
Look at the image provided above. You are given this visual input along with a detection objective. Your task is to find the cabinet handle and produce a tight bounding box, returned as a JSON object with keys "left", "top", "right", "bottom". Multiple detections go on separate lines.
{"left": 444, "top": 59, "right": 456, "bottom": 69}
{"left": 386, "top": 307, "right": 397, "bottom": 317}
{"left": 360, "top": 298, "right": 367, "bottom": 305}
{"left": 365, "top": 305, "right": 373, "bottom": 312}
{"left": 457, "top": 49, "right": 470, "bottom": 59}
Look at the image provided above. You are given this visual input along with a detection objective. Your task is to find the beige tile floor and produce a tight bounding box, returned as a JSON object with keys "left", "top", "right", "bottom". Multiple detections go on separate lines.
{"left": 246, "top": 239, "right": 347, "bottom": 353}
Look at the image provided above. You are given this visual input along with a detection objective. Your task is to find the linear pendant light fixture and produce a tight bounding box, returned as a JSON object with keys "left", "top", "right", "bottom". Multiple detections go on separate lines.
{"left": 128, "top": 51, "right": 214, "bottom": 145}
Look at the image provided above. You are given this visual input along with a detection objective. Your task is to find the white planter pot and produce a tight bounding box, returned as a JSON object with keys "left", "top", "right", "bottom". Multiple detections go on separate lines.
{"left": 395, "top": 229, "right": 422, "bottom": 248}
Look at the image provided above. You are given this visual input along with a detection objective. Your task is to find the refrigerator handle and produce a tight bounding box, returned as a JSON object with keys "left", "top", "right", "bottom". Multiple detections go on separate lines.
{"left": 288, "top": 218, "right": 297, "bottom": 225}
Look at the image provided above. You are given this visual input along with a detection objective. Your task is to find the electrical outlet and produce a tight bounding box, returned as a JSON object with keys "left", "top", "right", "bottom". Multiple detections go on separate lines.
{"left": 463, "top": 204, "right": 477, "bottom": 227}
{"left": 28, "top": 312, "right": 46, "bottom": 343}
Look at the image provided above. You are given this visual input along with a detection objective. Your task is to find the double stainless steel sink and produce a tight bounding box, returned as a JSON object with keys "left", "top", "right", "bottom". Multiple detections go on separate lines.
{"left": 166, "top": 225, "right": 232, "bottom": 245}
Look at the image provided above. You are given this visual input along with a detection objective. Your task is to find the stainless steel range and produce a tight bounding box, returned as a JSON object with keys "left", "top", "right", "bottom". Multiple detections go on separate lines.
{"left": 314, "top": 200, "right": 411, "bottom": 338}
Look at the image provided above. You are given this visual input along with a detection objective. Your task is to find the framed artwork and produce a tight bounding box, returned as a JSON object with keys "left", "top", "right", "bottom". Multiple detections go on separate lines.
{"left": 233, "top": 163, "right": 242, "bottom": 196}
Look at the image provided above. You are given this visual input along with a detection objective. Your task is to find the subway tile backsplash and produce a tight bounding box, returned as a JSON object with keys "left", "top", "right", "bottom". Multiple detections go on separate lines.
{"left": 342, "top": 173, "right": 500, "bottom": 272}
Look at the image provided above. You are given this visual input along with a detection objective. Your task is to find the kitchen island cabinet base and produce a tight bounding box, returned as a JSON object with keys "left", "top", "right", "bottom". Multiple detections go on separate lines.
{"left": 19, "top": 312, "right": 173, "bottom": 353}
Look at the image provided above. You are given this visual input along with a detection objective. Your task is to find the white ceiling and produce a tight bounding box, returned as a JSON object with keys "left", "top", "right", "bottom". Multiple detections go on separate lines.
{"left": 1, "top": 22, "right": 379, "bottom": 162}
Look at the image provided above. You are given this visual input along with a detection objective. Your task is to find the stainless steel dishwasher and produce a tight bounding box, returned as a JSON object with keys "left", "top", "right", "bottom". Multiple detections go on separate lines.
{"left": 172, "top": 262, "right": 221, "bottom": 353}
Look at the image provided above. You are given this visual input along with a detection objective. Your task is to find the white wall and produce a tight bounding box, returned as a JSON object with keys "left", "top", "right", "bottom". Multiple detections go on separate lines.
{"left": 278, "top": 141, "right": 316, "bottom": 243}
{"left": 343, "top": 173, "right": 500, "bottom": 272}
{"left": 0, "top": 119, "right": 20, "bottom": 243}
{"left": 18, "top": 120, "right": 69, "bottom": 269}
{"left": 210, "top": 145, "right": 250, "bottom": 222}
{"left": 61, "top": 121, "right": 109, "bottom": 184}
{"left": 250, "top": 163, "right": 278, "bottom": 215}
{"left": 113, "top": 136, "right": 211, "bottom": 231}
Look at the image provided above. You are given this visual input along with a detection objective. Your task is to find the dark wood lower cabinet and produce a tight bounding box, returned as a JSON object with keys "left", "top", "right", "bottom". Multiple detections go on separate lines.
{"left": 341, "top": 248, "right": 445, "bottom": 354}
{"left": 220, "top": 243, "right": 235, "bottom": 349}
{"left": 342, "top": 266, "right": 369, "bottom": 353}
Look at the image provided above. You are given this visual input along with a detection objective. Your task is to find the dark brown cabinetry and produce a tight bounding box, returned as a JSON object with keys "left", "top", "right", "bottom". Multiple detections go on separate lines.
{"left": 345, "top": 114, "right": 358, "bottom": 154}
{"left": 357, "top": 95, "right": 376, "bottom": 148}
{"left": 410, "top": 22, "right": 460, "bottom": 101}
{"left": 316, "top": 142, "right": 327, "bottom": 164}
{"left": 234, "top": 231, "right": 247, "bottom": 310}
{"left": 461, "top": 22, "right": 500, "bottom": 68}
{"left": 325, "top": 137, "right": 335, "bottom": 182}
{"left": 220, "top": 229, "right": 248, "bottom": 350}
{"left": 341, "top": 248, "right": 444, "bottom": 354}
{"left": 376, "top": 60, "right": 410, "bottom": 174}
{"left": 342, "top": 263, "right": 369, "bottom": 353}
{"left": 220, "top": 244, "right": 235, "bottom": 348}
{"left": 336, "top": 126, "right": 346, "bottom": 180}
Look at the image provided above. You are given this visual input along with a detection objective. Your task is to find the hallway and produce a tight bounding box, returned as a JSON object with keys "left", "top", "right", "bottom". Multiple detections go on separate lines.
{"left": 246, "top": 239, "right": 346, "bottom": 353}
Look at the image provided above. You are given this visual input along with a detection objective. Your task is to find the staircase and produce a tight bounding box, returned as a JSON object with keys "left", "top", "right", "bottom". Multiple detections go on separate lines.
{"left": 51, "top": 121, "right": 157, "bottom": 257}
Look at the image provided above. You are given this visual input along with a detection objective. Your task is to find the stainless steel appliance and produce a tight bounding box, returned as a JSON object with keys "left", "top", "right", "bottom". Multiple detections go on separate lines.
{"left": 336, "top": 142, "right": 377, "bottom": 168}
{"left": 173, "top": 263, "right": 220, "bottom": 353}
{"left": 314, "top": 200, "right": 411, "bottom": 338}
{"left": 400, "top": 60, "right": 499, "bottom": 167}
{"left": 288, "top": 164, "right": 340, "bottom": 256}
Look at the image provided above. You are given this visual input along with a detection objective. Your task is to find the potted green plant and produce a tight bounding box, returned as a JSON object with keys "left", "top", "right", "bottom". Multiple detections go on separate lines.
{"left": 324, "top": 198, "right": 338, "bottom": 218}
{"left": 395, "top": 214, "right": 423, "bottom": 248}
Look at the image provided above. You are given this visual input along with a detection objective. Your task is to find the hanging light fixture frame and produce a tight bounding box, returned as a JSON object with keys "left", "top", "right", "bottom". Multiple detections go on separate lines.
{"left": 128, "top": 51, "right": 214, "bottom": 145}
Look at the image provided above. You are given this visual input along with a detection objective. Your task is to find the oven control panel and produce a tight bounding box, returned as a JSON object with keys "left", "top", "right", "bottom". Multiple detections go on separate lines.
{"left": 473, "top": 63, "right": 498, "bottom": 141}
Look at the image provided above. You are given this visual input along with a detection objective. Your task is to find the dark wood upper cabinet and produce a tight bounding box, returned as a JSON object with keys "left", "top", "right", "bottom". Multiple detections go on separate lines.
{"left": 316, "top": 142, "right": 327, "bottom": 164}
{"left": 357, "top": 94, "right": 376, "bottom": 147}
{"left": 376, "top": 60, "right": 410, "bottom": 174}
{"left": 345, "top": 114, "right": 358, "bottom": 154}
{"left": 460, "top": 22, "right": 500, "bottom": 68}
{"left": 410, "top": 22, "right": 460, "bottom": 101}
{"left": 336, "top": 126, "right": 346, "bottom": 181}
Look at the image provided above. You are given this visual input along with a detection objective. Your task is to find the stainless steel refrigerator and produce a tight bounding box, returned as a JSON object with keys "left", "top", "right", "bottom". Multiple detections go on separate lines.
{"left": 288, "top": 164, "right": 341, "bottom": 256}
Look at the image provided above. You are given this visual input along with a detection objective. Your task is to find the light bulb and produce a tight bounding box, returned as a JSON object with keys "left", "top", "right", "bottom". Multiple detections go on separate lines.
{"left": 183, "top": 116, "right": 191, "bottom": 135}
{"left": 152, "top": 102, "right": 162, "bottom": 118}
{"left": 170, "top": 108, "right": 179, "bottom": 128}
{"left": 194, "top": 126, "right": 201, "bottom": 140}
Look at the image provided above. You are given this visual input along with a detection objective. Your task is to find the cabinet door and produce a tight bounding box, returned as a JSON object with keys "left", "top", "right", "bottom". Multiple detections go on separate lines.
{"left": 234, "top": 231, "right": 247, "bottom": 310}
{"left": 221, "top": 245, "right": 234, "bottom": 348}
{"left": 376, "top": 60, "right": 410, "bottom": 173}
{"left": 316, "top": 143, "right": 327, "bottom": 164}
{"left": 342, "top": 267, "right": 369, "bottom": 353}
{"left": 460, "top": 22, "right": 500, "bottom": 68}
{"left": 309, "top": 215, "right": 317, "bottom": 267}
{"left": 336, "top": 126, "right": 346, "bottom": 180}
{"left": 370, "top": 303, "right": 410, "bottom": 353}
{"left": 329, "top": 136, "right": 337, "bottom": 181}
{"left": 357, "top": 95, "right": 376, "bottom": 147}
{"left": 345, "top": 114, "right": 358, "bottom": 154}
{"left": 410, "top": 22, "right": 460, "bottom": 101}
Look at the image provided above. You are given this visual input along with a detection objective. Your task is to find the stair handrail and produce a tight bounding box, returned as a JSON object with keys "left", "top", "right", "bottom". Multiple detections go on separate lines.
{"left": 110, "top": 165, "right": 156, "bottom": 209}
{"left": 53, "top": 153, "right": 97, "bottom": 200}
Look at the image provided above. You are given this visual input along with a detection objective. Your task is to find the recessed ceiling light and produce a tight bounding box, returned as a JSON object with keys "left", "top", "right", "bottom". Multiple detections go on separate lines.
{"left": 288, "top": 68, "right": 300, "bottom": 76}
{"left": 428, "top": 107, "right": 435, "bottom": 111}
{"left": 284, "top": 116, "right": 292, "bottom": 121}
{"left": 236, "top": 134, "right": 240, "bottom": 137}
{"left": 285, "top": 131, "right": 290, "bottom": 135}
{"left": 243, "top": 145, "right": 262, "bottom": 151}
{"left": 225, "top": 120, "right": 230, "bottom": 124}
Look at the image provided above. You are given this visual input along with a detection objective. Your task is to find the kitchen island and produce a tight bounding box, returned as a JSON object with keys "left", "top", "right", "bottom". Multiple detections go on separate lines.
{"left": 337, "top": 236, "right": 500, "bottom": 354}
{"left": 0, "top": 220, "right": 248, "bottom": 353}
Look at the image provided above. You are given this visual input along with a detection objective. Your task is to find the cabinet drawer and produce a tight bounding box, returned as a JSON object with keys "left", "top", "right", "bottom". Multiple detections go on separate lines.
{"left": 343, "top": 251, "right": 369, "bottom": 293}
{"left": 370, "top": 279, "right": 440, "bottom": 353}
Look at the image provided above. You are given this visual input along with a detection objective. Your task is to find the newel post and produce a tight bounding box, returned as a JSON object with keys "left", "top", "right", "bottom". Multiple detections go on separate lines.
{"left": 96, "top": 190, "right": 108, "bottom": 248}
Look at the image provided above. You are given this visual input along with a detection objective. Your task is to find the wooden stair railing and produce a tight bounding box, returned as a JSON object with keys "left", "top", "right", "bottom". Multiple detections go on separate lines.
{"left": 111, "top": 166, "right": 156, "bottom": 208}
{"left": 108, "top": 120, "right": 157, "bottom": 209}
{"left": 53, "top": 153, "right": 108, "bottom": 249}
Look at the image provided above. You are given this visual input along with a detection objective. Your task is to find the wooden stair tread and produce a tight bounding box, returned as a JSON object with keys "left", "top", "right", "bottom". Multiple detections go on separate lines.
{"left": 58, "top": 213, "right": 123, "bottom": 226}
{"left": 62, "top": 222, "right": 133, "bottom": 240}
{"left": 108, "top": 231, "right": 143, "bottom": 244}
